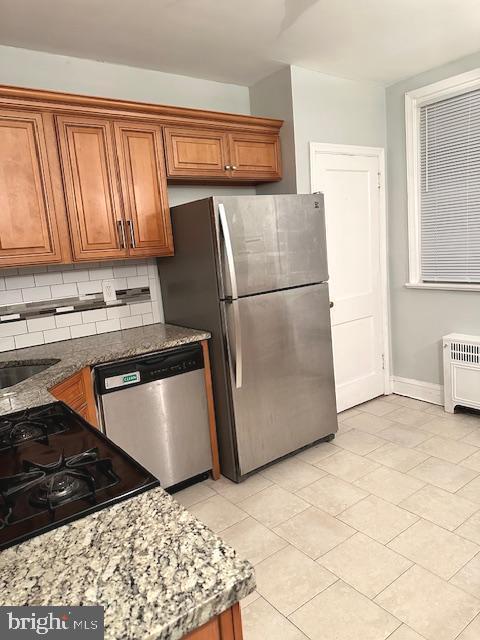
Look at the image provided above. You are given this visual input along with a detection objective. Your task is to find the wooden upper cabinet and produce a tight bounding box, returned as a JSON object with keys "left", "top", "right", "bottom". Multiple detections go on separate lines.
{"left": 55, "top": 115, "right": 127, "bottom": 261}
{"left": 0, "top": 109, "right": 67, "bottom": 267}
{"left": 114, "top": 122, "right": 173, "bottom": 256}
{"left": 163, "top": 126, "right": 281, "bottom": 183}
{"left": 164, "top": 127, "right": 230, "bottom": 180}
{"left": 228, "top": 132, "right": 281, "bottom": 181}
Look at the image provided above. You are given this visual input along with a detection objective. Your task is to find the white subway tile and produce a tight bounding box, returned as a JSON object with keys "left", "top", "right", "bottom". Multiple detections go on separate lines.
{"left": 89, "top": 267, "right": 114, "bottom": 280}
{"left": 127, "top": 275, "right": 149, "bottom": 289}
{"left": 136, "top": 264, "right": 148, "bottom": 275}
{"left": 34, "top": 272, "right": 63, "bottom": 287}
{"left": 26, "top": 316, "right": 56, "bottom": 332}
{"left": 82, "top": 308, "right": 107, "bottom": 323}
{"left": 78, "top": 281, "right": 102, "bottom": 296}
{"left": 0, "top": 290, "right": 23, "bottom": 305}
{"left": 62, "top": 270, "right": 90, "bottom": 283}
{"left": 51, "top": 283, "right": 78, "bottom": 299}
{"left": 0, "top": 277, "right": 6, "bottom": 291}
{"left": 142, "top": 313, "right": 154, "bottom": 326}
{"left": 120, "top": 315, "right": 143, "bottom": 330}
{"left": 22, "top": 287, "right": 52, "bottom": 303}
{"left": 152, "top": 302, "right": 163, "bottom": 323}
{"left": 6, "top": 275, "right": 35, "bottom": 289}
{"left": 15, "top": 332, "right": 44, "bottom": 349}
{"left": 113, "top": 265, "right": 137, "bottom": 278}
{"left": 70, "top": 323, "right": 97, "bottom": 339}
{"left": 55, "top": 312, "right": 83, "bottom": 328}
{"left": 0, "top": 336, "right": 15, "bottom": 352}
{"left": 43, "top": 327, "right": 71, "bottom": 344}
{"left": 106, "top": 306, "right": 130, "bottom": 320}
{"left": 0, "top": 320, "right": 27, "bottom": 338}
{"left": 130, "top": 302, "right": 152, "bottom": 316}
{"left": 112, "top": 278, "right": 127, "bottom": 291}
{"left": 96, "top": 318, "right": 121, "bottom": 334}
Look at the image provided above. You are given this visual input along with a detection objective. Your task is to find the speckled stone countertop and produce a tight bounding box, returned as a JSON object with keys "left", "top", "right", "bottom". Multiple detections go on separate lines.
{"left": 0, "top": 487, "right": 255, "bottom": 640}
{"left": 0, "top": 323, "right": 210, "bottom": 416}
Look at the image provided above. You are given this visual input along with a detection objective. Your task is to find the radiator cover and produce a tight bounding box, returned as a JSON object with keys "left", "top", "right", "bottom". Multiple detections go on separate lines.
{"left": 443, "top": 333, "right": 480, "bottom": 413}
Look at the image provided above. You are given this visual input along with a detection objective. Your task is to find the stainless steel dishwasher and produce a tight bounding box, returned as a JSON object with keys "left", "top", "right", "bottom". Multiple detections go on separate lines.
{"left": 94, "top": 343, "right": 213, "bottom": 490}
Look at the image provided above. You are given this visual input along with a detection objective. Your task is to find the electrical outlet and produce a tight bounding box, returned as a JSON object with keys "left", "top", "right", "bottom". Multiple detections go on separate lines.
{"left": 102, "top": 280, "right": 117, "bottom": 305}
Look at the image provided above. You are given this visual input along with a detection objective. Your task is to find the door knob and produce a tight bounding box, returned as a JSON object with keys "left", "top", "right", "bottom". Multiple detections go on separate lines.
{"left": 330, "top": 301, "right": 334, "bottom": 308}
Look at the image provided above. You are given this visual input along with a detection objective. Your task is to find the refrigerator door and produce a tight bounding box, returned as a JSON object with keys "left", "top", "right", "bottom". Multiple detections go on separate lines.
{"left": 222, "top": 282, "right": 337, "bottom": 476}
{"left": 215, "top": 194, "right": 329, "bottom": 298}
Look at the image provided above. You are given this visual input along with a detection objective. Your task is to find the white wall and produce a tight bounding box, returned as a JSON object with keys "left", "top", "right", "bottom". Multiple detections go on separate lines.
{"left": 290, "top": 65, "right": 387, "bottom": 193}
{"left": 386, "top": 50, "right": 480, "bottom": 386}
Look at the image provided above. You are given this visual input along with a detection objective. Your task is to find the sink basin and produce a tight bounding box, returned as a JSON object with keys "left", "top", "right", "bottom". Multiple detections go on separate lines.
{"left": 0, "top": 360, "right": 60, "bottom": 389}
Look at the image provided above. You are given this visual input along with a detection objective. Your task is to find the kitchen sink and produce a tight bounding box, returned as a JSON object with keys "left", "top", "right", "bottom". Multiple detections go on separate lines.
{"left": 0, "top": 360, "right": 60, "bottom": 389}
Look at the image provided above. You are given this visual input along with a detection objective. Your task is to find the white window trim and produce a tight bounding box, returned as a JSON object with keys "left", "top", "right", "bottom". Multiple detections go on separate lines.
{"left": 405, "top": 67, "right": 480, "bottom": 290}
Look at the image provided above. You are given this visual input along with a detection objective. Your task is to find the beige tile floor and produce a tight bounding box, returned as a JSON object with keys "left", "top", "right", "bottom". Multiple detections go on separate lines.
{"left": 175, "top": 394, "right": 480, "bottom": 640}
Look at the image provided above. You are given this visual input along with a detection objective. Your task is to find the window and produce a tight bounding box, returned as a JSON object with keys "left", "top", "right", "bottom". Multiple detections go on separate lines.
{"left": 405, "top": 69, "right": 480, "bottom": 289}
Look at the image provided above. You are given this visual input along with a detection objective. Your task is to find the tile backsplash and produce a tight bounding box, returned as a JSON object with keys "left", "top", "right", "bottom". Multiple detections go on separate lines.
{"left": 0, "top": 259, "right": 163, "bottom": 353}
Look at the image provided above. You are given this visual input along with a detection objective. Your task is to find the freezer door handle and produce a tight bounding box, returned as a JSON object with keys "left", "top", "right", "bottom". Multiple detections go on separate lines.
{"left": 226, "top": 299, "right": 243, "bottom": 389}
{"left": 218, "top": 202, "right": 239, "bottom": 299}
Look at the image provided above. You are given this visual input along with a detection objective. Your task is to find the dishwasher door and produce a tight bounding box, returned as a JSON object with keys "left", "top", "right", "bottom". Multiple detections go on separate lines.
{"left": 99, "top": 368, "right": 212, "bottom": 489}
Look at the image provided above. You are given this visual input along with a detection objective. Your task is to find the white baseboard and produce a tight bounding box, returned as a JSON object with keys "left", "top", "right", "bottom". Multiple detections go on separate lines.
{"left": 391, "top": 376, "right": 444, "bottom": 406}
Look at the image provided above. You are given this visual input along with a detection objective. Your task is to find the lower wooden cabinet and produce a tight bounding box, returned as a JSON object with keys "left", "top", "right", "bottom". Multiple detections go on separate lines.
{"left": 184, "top": 603, "right": 243, "bottom": 640}
{"left": 49, "top": 367, "right": 98, "bottom": 428}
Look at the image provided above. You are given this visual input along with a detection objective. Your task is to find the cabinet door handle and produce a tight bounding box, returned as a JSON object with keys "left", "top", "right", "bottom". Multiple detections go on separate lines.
{"left": 127, "top": 220, "right": 136, "bottom": 249}
{"left": 231, "top": 165, "right": 237, "bottom": 170}
{"left": 224, "top": 165, "right": 231, "bottom": 170}
{"left": 116, "top": 220, "right": 126, "bottom": 249}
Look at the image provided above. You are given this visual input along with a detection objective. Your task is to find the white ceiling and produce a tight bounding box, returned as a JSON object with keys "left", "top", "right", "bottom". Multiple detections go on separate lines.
{"left": 1, "top": 0, "right": 480, "bottom": 87}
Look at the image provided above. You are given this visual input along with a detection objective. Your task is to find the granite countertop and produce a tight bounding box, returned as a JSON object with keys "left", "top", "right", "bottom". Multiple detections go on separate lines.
{"left": 0, "top": 323, "right": 210, "bottom": 416}
{"left": 0, "top": 487, "right": 255, "bottom": 640}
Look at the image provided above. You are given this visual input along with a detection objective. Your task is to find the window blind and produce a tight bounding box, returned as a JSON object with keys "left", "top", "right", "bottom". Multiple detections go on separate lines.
{"left": 420, "top": 88, "right": 480, "bottom": 283}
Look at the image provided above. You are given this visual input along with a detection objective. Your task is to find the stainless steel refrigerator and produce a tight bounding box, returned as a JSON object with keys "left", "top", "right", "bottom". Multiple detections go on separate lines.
{"left": 158, "top": 195, "right": 338, "bottom": 482}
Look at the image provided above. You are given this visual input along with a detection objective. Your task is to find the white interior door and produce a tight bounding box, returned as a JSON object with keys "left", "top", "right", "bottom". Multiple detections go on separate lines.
{"left": 311, "top": 148, "right": 386, "bottom": 412}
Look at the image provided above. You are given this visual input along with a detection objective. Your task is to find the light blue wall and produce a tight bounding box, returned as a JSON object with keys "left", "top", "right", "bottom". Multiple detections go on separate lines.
{"left": 290, "top": 66, "right": 386, "bottom": 193}
{"left": 387, "top": 50, "right": 480, "bottom": 386}
{"left": 249, "top": 66, "right": 297, "bottom": 194}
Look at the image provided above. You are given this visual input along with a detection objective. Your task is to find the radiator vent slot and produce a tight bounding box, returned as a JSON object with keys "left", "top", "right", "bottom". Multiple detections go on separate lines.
{"left": 451, "top": 342, "right": 480, "bottom": 364}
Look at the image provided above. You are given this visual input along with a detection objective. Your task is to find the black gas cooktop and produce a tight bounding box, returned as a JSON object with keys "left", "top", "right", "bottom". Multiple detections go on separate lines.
{"left": 0, "top": 402, "right": 159, "bottom": 550}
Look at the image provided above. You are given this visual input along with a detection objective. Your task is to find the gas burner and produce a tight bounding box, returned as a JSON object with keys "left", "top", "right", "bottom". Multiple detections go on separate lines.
{"left": 31, "top": 473, "right": 91, "bottom": 508}
{"left": 0, "top": 405, "right": 69, "bottom": 451}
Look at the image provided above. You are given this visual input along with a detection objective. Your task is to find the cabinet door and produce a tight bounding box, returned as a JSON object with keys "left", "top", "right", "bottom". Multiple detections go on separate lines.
{"left": 164, "top": 127, "right": 230, "bottom": 179}
{"left": 228, "top": 132, "right": 281, "bottom": 181}
{"left": 0, "top": 109, "right": 65, "bottom": 267}
{"left": 114, "top": 122, "right": 173, "bottom": 257}
{"left": 56, "top": 115, "right": 127, "bottom": 261}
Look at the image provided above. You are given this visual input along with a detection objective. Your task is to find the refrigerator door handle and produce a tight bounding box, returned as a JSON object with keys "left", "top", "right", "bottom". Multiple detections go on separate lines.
{"left": 218, "top": 203, "right": 239, "bottom": 299}
{"left": 226, "top": 299, "right": 243, "bottom": 389}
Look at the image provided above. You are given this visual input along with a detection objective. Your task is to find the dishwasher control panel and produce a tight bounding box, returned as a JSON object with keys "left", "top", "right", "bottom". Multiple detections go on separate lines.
{"left": 105, "top": 371, "right": 141, "bottom": 390}
{"left": 95, "top": 343, "right": 204, "bottom": 395}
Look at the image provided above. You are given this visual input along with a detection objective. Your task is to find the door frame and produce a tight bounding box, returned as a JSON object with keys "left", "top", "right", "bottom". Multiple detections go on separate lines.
{"left": 309, "top": 142, "right": 392, "bottom": 397}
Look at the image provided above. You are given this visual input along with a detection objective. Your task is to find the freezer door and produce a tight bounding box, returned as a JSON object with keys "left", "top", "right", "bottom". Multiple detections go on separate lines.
{"left": 222, "top": 283, "right": 337, "bottom": 476}
{"left": 215, "top": 194, "right": 329, "bottom": 298}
